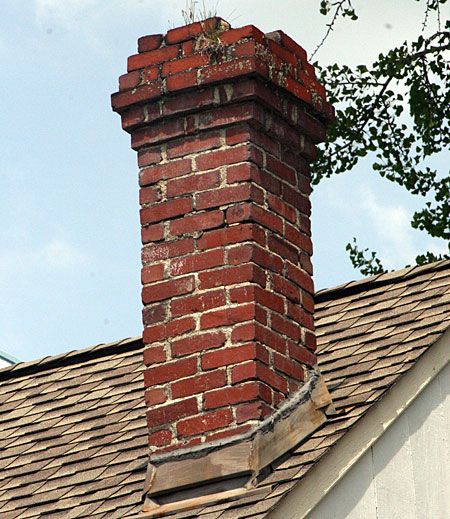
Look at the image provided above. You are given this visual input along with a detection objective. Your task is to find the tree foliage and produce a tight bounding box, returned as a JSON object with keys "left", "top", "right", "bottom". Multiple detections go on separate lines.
{"left": 313, "top": 0, "right": 450, "bottom": 276}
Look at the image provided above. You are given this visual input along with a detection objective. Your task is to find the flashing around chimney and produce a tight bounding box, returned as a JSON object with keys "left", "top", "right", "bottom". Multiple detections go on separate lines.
{"left": 112, "top": 17, "right": 335, "bottom": 517}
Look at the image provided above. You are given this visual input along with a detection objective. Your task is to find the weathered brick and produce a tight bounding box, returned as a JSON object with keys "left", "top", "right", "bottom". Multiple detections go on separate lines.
{"left": 272, "top": 274, "right": 301, "bottom": 303}
{"left": 286, "top": 263, "right": 314, "bottom": 294}
{"left": 142, "top": 239, "right": 194, "bottom": 264}
{"left": 288, "top": 342, "right": 317, "bottom": 367}
{"left": 169, "top": 248, "right": 224, "bottom": 276}
{"left": 143, "top": 316, "right": 195, "bottom": 343}
{"left": 271, "top": 313, "right": 301, "bottom": 341}
{"left": 219, "top": 25, "right": 265, "bottom": 45}
{"left": 201, "top": 342, "right": 265, "bottom": 370}
{"left": 200, "top": 303, "right": 255, "bottom": 330}
{"left": 145, "top": 387, "right": 167, "bottom": 406}
{"left": 119, "top": 70, "right": 141, "bottom": 91}
{"left": 171, "top": 370, "right": 226, "bottom": 398}
{"left": 231, "top": 360, "right": 288, "bottom": 393}
{"left": 167, "top": 170, "right": 220, "bottom": 197}
{"left": 236, "top": 401, "right": 272, "bottom": 423}
{"left": 140, "top": 198, "right": 192, "bottom": 225}
{"left": 166, "top": 70, "right": 198, "bottom": 92}
{"left": 143, "top": 345, "right": 167, "bottom": 366}
{"left": 171, "top": 289, "right": 226, "bottom": 317}
{"left": 177, "top": 408, "right": 233, "bottom": 437}
{"left": 148, "top": 429, "right": 172, "bottom": 447}
{"left": 204, "top": 381, "right": 261, "bottom": 409}
{"left": 146, "top": 397, "right": 198, "bottom": 427}
{"left": 144, "top": 357, "right": 197, "bottom": 386}
{"left": 139, "top": 186, "right": 162, "bottom": 205}
{"left": 141, "top": 223, "right": 164, "bottom": 243}
{"left": 142, "top": 303, "right": 167, "bottom": 325}
{"left": 140, "top": 159, "right": 191, "bottom": 186}
{"left": 171, "top": 331, "right": 226, "bottom": 357}
{"left": 198, "top": 223, "right": 264, "bottom": 250}
{"left": 169, "top": 210, "right": 224, "bottom": 236}
{"left": 162, "top": 54, "right": 210, "bottom": 76}
{"left": 128, "top": 45, "right": 179, "bottom": 71}
{"left": 198, "top": 264, "right": 256, "bottom": 290}
{"left": 196, "top": 184, "right": 264, "bottom": 210}
{"left": 167, "top": 132, "right": 221, "bottom": 160}
{"left": 142, "top": 276, "right": 195, "bottom": 304}
{"left": 273, "top": 353, "right": 304, "bottom": 381}
{"left": 141, "top": 264, "right": 165, "bottom": 284}
{"left": 166, "top": 18, "right": 223, "bottom": 44}
{"left": 138, "top": 34, "right": 163, "bottom": 53}
{"left": 268, "top": 234, "right": 298, "bottom": 264}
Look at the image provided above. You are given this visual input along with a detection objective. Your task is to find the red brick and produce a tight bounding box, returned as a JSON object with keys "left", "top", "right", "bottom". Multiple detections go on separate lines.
{"left": 171, "top": 331, "right": 226, "bottom": 357}
{"left": 282, "top": 184, "right": 311, "bottom": 216}
{"left": 166, "top": 18, "right": 222, "bottom": 44}
{"left": 167, "top": 132, "right": 221, "bottom": 160}
{"left": 285, "top": 224, "right": 313, "bottom": 256}
{"left": 204, "top": 381, "right": 261, "bottom": 409}
{"left": 288, "top": 342, "right": 317, "bottom": 367}
{"left": 229, "top": 285, "right": 255, "bottom": 304}
{"left": 132, "top": 118, "right": 186, "bottom": 150}
{"left": 146, "top": 397, "right": 198, "bottom": 427}
{"left": 142, "top": 66, "right": 159, "bottom": 84}
{"left": 255, "top": 323, "right": 286, "bottom": 354}
{"left": 231, "top": 361, "right": 288, "bottom": 393}
{"left": 177, "top": 408, "right": 233, "bottom": 437}
{"left": 273, "top": 353, "right": 304, "bottom": 381}
{"left": 272, "top": 274, "right": 301, "bottom": 303}
{"left": 200, "top": 58, "right": 262, "bottom": 85}
{"left": 268, "top": 235, "right": 298, "bottom": 264}
{"left": 197, "top": 184, "right": 264, "bottom": 211}
{"left": 286, "top": 263, "right": 314, "bottom": 293}
{"left": 166, "top": 70, "right": 198, "bottom": 92}
{"left": 139, "top": 186, "right": 161, "bottom": 205}
{"left": 252, "top": 246, "right": 284, "bottom": 273}
{"left": 144, "top": 357, "right": 197, "bottom": 386}
{"left": 142, "top": 239, "right": 194, "bottom": 264}
{"left": 198, "top": 264, "right": 256, "bottom": 290}
{"left": 163, "top": 88, "right": 214, "bottom": 116}
{"left": 284, "top": 77, "right": 312, "bottom": 105}
{"left": 236, "top": 401, "right": 272, "bottom": 423}
{"left": 128, "top": 45, "right": 179, "bottom": 71}
{"left": 168, "top": 170, "right": 220, "bottom": 198}
{"left": 140, "top": 198, "right": 192, "bottom": 225}
{"left": 119, "top": 70, "right": 141, "bottom": 91}
{"left": 226, "top": 162, "right": 260, "bottom": 184}
{"left": 170, "top": 248, "right": 224, "bottom": 276}
{"left": 231, "top": 322, "right": 256, "bottom": 343}
{"left": 141, "top": 223, "right": 164, "bottom": 243}
{"left": 145, "top": 387, "right": 167, "bottom": 406}
{"left": 143, "top": 345, "right": 167, "bottom": 366}
{"left": 287, "top": 302, "right": 314, "bottom": 330}
{"left": 201, "top": 342, "right": 265, "bottom": 370}
{"left": 172, "top": 370, "right": 226, "bottom": 398}
{"left": 219, "top": 25, "right": 265, "bottom": 45}
{"left": 268, "top": 193, "right": 297, "bottom": 223}
{"left": 141, "top": 264, "right": 165, "bottom": 284}
{"left": 266, "top": 155, "right": 296, "bottom": 185}
{"left": 138, "top": 34, "right": 163, "bottom": 53}
{"left": 195, "top": 146, "right": 251, "bottom": 172}
{"left": 162, "top": 54, "right": 210, "bottom": 76}
{"left": 206, "top": 424, "right": 252, "bottom": 442}
{"left": 140, "top": 159, "right": 191, "bottom": 186}
{"left": 265, "top": 30, "right": 307, "bottom": 61}
{"left": 142, "top": 303, "right": 167, "bottom": 325}
{"left": 138, "top": 146, "right": 163, "bottom": 167}
{"left": 303, "top": 292, "right": 315, "bottom": 314}
{"left": 143, "top": 316, "right": 195, "bottom": 343}
{"left": 232, "top": 40, "right": 259, "bottom": 58}
{"left": 182, "top": 40, "right": 195, "bottom": 56}
{"left": 169, "top": 210, "right": 224, "bottom": 236}
{"left": 148, "top": 429, "right": 172, "bottom": 447}
{"left": 171, "top": 289, "right": 226, "bottom": 317}
{"left": 194, "top": 103, "right": 256, "bottom": 133}
{"left": 200, "top": 303, "right": 256, "bottom": 331}
{"left": 304, "top": 330, "right": 317, "bottom": 351}
{"left": 271, "top": 313, "right": 301, "bottom": 341}
{"left": 254, "top": 286, "right": 285, "bottom": 314}
{"left": 111, "top": 81, "right": 163, "bottom": 111}
{"left": 142, "top": 276, "right": 195, "bottom": 304}
{"left": 198, "top": 223, "right": 261, "bottom": 250}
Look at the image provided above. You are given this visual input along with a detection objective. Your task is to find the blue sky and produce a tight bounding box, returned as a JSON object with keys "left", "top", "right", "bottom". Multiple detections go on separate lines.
{"left": 0, "top": 0, "right": 447, "bottom": 361}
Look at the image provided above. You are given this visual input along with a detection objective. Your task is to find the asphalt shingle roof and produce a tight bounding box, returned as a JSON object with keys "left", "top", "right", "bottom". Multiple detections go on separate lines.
{"left": 0, "top": 259, "right": 449, "bottom": 518}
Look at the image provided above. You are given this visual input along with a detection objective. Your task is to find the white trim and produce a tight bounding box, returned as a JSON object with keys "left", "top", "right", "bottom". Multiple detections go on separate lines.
{"left": 267, "top": 327, "right": 450, "bottom": 519}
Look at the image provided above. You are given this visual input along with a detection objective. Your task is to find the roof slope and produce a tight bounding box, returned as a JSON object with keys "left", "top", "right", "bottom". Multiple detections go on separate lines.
{"left": 0, "top": 260, "right": 449, "bottom": 518}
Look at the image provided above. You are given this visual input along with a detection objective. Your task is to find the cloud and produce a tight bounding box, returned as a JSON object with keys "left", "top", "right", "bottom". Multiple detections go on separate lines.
{"left": 359, "top": 189, "right": 448, "bottom": 269}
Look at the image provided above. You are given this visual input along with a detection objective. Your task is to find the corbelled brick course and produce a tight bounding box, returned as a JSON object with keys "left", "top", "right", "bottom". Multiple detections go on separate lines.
{"left": 112, "top": 17, "right": 334, "bottom": 453}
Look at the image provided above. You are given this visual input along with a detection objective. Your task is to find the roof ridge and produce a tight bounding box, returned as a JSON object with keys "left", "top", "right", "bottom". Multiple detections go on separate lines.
{"left": 0, "top": 336, "right": 143, "bottom": 381}
{"left": 315, "top": 259, "right": 450, "bottom": 302}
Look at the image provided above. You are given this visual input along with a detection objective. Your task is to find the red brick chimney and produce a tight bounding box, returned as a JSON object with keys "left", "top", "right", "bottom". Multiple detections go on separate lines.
{"left": 112, "top": 18, "right": 334, "bottom": 514}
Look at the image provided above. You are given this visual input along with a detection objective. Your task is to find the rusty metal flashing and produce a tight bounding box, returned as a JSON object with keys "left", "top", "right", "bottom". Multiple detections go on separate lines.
{"left": 142, "top": 367, "right": 333, "bottom": 515}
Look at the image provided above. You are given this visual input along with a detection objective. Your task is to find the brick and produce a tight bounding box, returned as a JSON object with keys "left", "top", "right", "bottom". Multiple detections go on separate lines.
{"left": 171, "top": 289, "right": 226, "bottom": 317}
{"left": 287, "top": 302, "right": 314, "bottom": 330}
{"left": 227, "top": 243, "right": 253, "bottom": 264}
{"left": 171, "top": 331, "right": 226, "bottom": 357}
{"left": 132, "top": 118, "right": 186, "bottom": 150}
{"left": 169, "top": 210, "right": 224, "bottom": 236}
{"left": 268, "top": 234, "right": 298, "bottom": 264}
{"left": 266, "top": 155, "right": 296, "bottom": 185}
{"left": 138, "top": 146, "right": 163, "bottom": 167}
{"left": 232, "top": 40, "right": 259, "bottom": 58}
{"left": 172, "top": 370, "right": 226, "bottom": 398}
{"left": 167, "top": 170, "right": 220, "bottom": 199}
{"left": 272, "top": 274, "right": 301, "bottom": 303}
{"left": 255, "top": 286, "right": 285, "bottom": 314}
{"left": 140, "top": 159, "right": 191, "bottom": 186}
{"left": 162, "top": 54, "right": 210, "bottom": 76}
{"left": 142, "top": 303, "right": 166, "bottom": 325}
{"left": 166, "top": 18, "right": 223, "bottom": 44}
{"left": 141, "top": 223, "right": 164, "bottom": 243}
{"left": 231, "top": 322, "right": 256, "bottom": 343}
{"left": 142, "top": 276, "right": 195, "bottom": 304}
{"left": 201, "top": 342, "right": 264, "bottom": 370}
{"left": 119, "top": 70, "right": 141, "bottom": 91}
{"left": 141, "top": 66, "right": 159, "bottom": 84}
{"left": 167, "top": 132, "right": 221, "bottom": 160}
{"left": 304, "top": 330, "right": 317, "bottom": 351}
{"left": 143, "top": 345, "right": 167, "bottom": 366}
{"left": 111, "top": 81, "right": 163, "bottom": 112}
{"left": 200, "top": 303, "right": 255, "bottom": 331}
{"left": 288, "top": 342, "right": 317, "bottom": 367}
{"left": 267, "top": 193, "right": 297, "bottom": 223}
{"left": 282, "top": 184, "right": 311, "bottom": 216}
{"left": 142, "top": 239, "right": 194, "bottom": 264}
{"left": 169, "top": 248, "right": 224, "bottom": 276}
{"left": 252, "top": 245, "right": 284, "bottom": 273}
{"left": 139, "top": 186, "right": 162, "bottom": 205}
{"left": 219, "top": 25, "right": 265, "bottom": 45}
{"left": 236, "top": 401, "right": 272, "bottom": 423}
{"left": 229, "top": 285, "right": 255, "bottom": 304}
{"left": 141, "top": 264, "right": 165, "bottom": 284}
{"left": 285, "top": 224, "right": 313, "bottom": 255}
{"left": 145, "top": 388, "right": 167, "bottom": 406}
{"left": 144, "top": 357, "right": 197, "bottom": 386}
{"left": 200, "top": 58, "right": 263, "bottom": 85}
{"left": 146, "top": 397, "right": 198, "bottom": 427}
{"left": 163, "top": 88, "right": 214, "bottom": 116}
{"left": 138, "top": 34, "right": 163, "bottom": 53}
{"left": 143, "top": 316, "right": 195, "bottom": 343}
{"left": 198, "top": 264, "right": 256, "bottom": 290}
{"left": 166, "top": 70, "right": 198, "bottom": 92}
{"left": 286, "top": 263, "right": 314, "bottom": 294}
{"left": 148, "top": 429, "right": 172, "bottom": 447}
{"left": 206, "top": 424, "right": 252, "bottom": 442}
{"left": 231, "top": 360, "right": 288, "bottom": 393}
{"left": 194, "top": 103, "right": 256, "bottom": 133}
{"left": 265, "top": 30, "right": 307, "bottom": 61}
{"left": 254, "top": 323, "right": 286, "bottom": 353}
{"left": 196, "top": 184, "right": 264, "bottom": 210}
{"left": 195, "top": 145, "right": 250, "bottom": 172}
{"left": 198, "top": 223, "right": 261, "bottom": 250}
{"left": 177, "top": 408, "right": 233, "bottom": 437}
{"left": 273, "top": 353, "right": 304, "bottom": 381}
{"left": 128, "top": 45, "right": 179, "bottom": 71}
{"left": 303, "top": 292, "right": 314, "bottom": 314}
{"left": 284, "top": 77, "right": 312, "bottom": 105}
{"left": 140, "top": 198, "right": 192, "bottom": 225}
{"left": 271, "top": 313, "right": 301, "bottom": 341}
{"left": 204, "top": 381, "right": 261, "bottom": 409}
